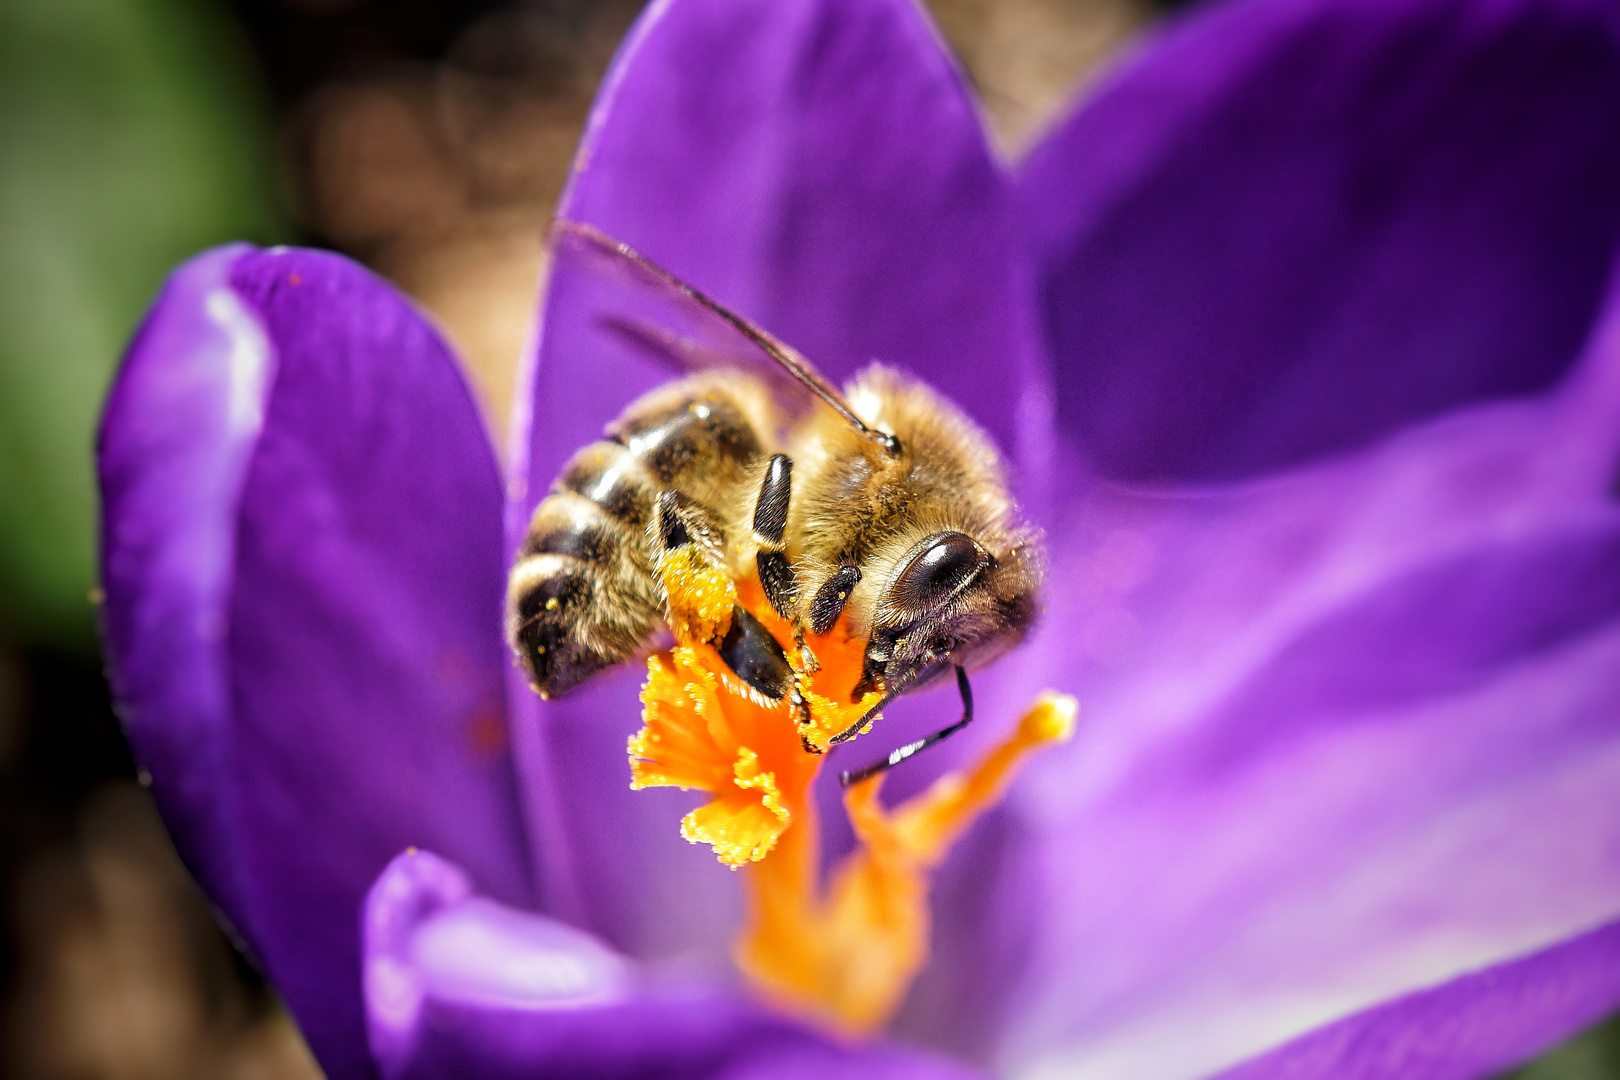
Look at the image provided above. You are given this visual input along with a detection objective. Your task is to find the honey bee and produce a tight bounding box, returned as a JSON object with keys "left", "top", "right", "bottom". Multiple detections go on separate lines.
{"left": 506, "top": 222, "right": 1041, "bottom": 782}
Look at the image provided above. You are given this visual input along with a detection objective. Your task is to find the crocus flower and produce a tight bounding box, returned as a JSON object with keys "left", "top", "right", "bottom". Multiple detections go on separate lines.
{"left": 97, "top": 0, "right": 1620, "bottom": 1076}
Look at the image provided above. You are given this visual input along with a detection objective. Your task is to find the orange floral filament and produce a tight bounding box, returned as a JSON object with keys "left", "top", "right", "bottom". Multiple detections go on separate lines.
{"left": 628, "top": 546, "right": 1075, "bottom": 1032}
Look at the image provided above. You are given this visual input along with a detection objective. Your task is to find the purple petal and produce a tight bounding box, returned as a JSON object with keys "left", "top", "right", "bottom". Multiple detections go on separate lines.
{"left": 1213, "top": 914, "right": 1620, "bottom": 1080}
{"left": 99, "top": 245, "right": 262, "bottom": 928}
{"left": 365, "top": 849, "right": 988, "bottom": 1080}
{"left": 558, "top": 0, "right": 1038, "bottom": 457}
{"left": 1019, "top": 0, "right": 1620, "bottom": 483}
{"left": 1001, "top": 522, "right": 1620, "bottom": 1078}
{"left": 100, "top": 246, "right": 531, "bottom": 1078}
{"left": 506, "top": 0, "right": 1041, "bottom": 956}
{"left": 900, "top": 273, "right": 1620, "bottom": 1073}
{"left": 365, "top": 848, "right": 628, "bottom": 1075}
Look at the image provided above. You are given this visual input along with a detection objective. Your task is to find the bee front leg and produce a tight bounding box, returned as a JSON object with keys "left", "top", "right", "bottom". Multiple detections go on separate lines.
{"left": 806, "top": 564, "right": 862, "bottom": 636}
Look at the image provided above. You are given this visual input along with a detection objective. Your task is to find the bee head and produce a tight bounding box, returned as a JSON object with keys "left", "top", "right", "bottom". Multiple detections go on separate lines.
{"left": 858, "top": 529, "right": 1041, "bottom": 700}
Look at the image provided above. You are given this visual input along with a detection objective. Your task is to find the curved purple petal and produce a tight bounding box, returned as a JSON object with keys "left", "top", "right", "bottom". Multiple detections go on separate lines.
{"left": 365, "top": 849, "right": 988, "bottom": 1080}
{"left": 99, "top": 245, "right": 262, "bottom": 929}
{"left": 898, "top": 274, "right": 1620, "bottom": 1073}
{"left": 1213, "top": 914, "right": 1620, "bottom": 1080}
{"left": 558, "top": 0, "right": 1039, "bottom": 456}
{"left": 100, "top": 246, "right": 532, "bottom": 1078}
{"left": 506, "top": 0, "right": 1041, "bottom": 956}
{"left": 1019, "top": 0, "right": 1620, "bottom": 484}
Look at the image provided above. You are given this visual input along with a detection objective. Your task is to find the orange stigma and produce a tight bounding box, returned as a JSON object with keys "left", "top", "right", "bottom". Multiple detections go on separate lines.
{"left": 628, "top": 550, "right": 1075, "bottom": 1034}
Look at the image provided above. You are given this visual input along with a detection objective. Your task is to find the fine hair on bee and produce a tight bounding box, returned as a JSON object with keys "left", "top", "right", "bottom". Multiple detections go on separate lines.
{"left": 506, "top": 222, "right": 1043, "bottom": 782}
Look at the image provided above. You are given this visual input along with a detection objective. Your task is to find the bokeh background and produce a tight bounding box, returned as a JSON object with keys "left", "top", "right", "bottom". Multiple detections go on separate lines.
{"left": 1, "top": 0, "right": 1616, "bottom": 1075}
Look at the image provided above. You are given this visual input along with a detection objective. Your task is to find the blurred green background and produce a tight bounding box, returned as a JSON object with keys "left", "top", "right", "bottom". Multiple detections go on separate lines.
{"left": 0, "top": 0, "right": 282, "bottom": 648}
{"left": 0, "top": 0, "right": 1615, "bottom": 1075}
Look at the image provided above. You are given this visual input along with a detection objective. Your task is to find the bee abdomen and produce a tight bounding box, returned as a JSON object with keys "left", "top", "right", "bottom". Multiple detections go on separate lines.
{"left": 507, "top": 376, "right": 774, "bottom": 699}
{"left": 507, "top": 479, "right": 659, "bottom": 698}
{"left": 608, "top": 387, "right": 766, "bottom": 498}
{"left": 557, "top": 442, "right": 657, "bottom": 526}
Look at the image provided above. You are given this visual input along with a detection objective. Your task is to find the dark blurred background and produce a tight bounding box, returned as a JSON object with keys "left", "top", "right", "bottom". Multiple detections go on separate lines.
{"left": 0, "top": 0, "right": 1615, "bottom": 1076}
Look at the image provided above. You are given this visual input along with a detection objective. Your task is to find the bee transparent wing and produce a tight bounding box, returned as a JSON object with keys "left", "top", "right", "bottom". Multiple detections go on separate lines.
{"left": 549, "top": 221, "right": 895, "bottom": 449}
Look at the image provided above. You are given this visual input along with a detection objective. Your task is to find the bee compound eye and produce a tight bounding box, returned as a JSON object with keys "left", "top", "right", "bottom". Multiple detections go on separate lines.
{"left": 890, "top": 533, "right": 987, "bottom": 614}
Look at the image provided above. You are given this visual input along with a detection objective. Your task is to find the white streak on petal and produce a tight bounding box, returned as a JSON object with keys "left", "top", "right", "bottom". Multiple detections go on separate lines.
{"left": 203, "top": 286, "right": 270, "bottom": 438}
{"left": 410, "top": 896, "right": 629, "bottom": 1009}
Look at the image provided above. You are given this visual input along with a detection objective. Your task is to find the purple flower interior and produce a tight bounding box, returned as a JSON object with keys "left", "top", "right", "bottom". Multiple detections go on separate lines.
{"left": 1021, "top": 0, "right": 1620, "bottom": 484}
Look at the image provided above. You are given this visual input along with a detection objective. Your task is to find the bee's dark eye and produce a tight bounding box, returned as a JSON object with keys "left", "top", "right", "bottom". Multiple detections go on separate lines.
{"left": 890, "top": 533, "right": 987, "bottom": 613}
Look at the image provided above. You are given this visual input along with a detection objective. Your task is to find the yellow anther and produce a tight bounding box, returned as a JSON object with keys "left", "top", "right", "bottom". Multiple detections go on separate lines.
{"left": 679, "top": 747, "right": 790, "bottom": 867}
{"left": 737, "top": 692, "right": 1075, "bottom": 1033}
{"left": 628, "top": 563, "right": 1074, "bottom": 1034}
{"left": 1022, "top": 690, "right": 1078, "bottom": 743}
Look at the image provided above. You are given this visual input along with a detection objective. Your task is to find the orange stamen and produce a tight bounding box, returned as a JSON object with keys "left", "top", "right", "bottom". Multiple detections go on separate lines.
{"left": 627, "top": 549, "right": 1075, "bottom": 1031}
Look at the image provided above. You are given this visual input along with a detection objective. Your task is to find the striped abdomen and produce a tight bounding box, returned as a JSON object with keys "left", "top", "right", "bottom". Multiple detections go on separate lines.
{"left": 506, "top": 374, "right": 773, "bottom": 698}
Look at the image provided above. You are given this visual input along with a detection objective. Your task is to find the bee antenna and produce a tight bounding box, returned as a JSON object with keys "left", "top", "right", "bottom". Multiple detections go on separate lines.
{"left": 840, "top": 666, "right": 973, "bottom": 787}
{"left": 552, "top": 219, "right": 897, "bottom": 455}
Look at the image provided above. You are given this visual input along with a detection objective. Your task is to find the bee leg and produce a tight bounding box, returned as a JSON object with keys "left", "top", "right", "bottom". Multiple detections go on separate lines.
{"left": 656, "top": 490, "right": 691, "bottom": 551}
{"left": 752, "top": 454, "right": 798, "bottom": 622}
{"left": 806, "top": 564, "right": 862, "bottom": 636}
{"left": 656, "top": 488, "right": 730, "bottom": 564}
{"left": 750, "top": 455, "right": 822, "bottom": 674}
{"left": 789, "top": 564, "right": 861, "bottom": 677}
{"left": 839, "top": 666, "right": 972, "bottom": 787}
{"left": 718, "top": 606, "right": 795, "bottom": 701}
{"left": 658, "top": 488, "right": 795, "bottom": 703}
{"left": 789, "top": 630, "right": 819, "bottom": 675}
